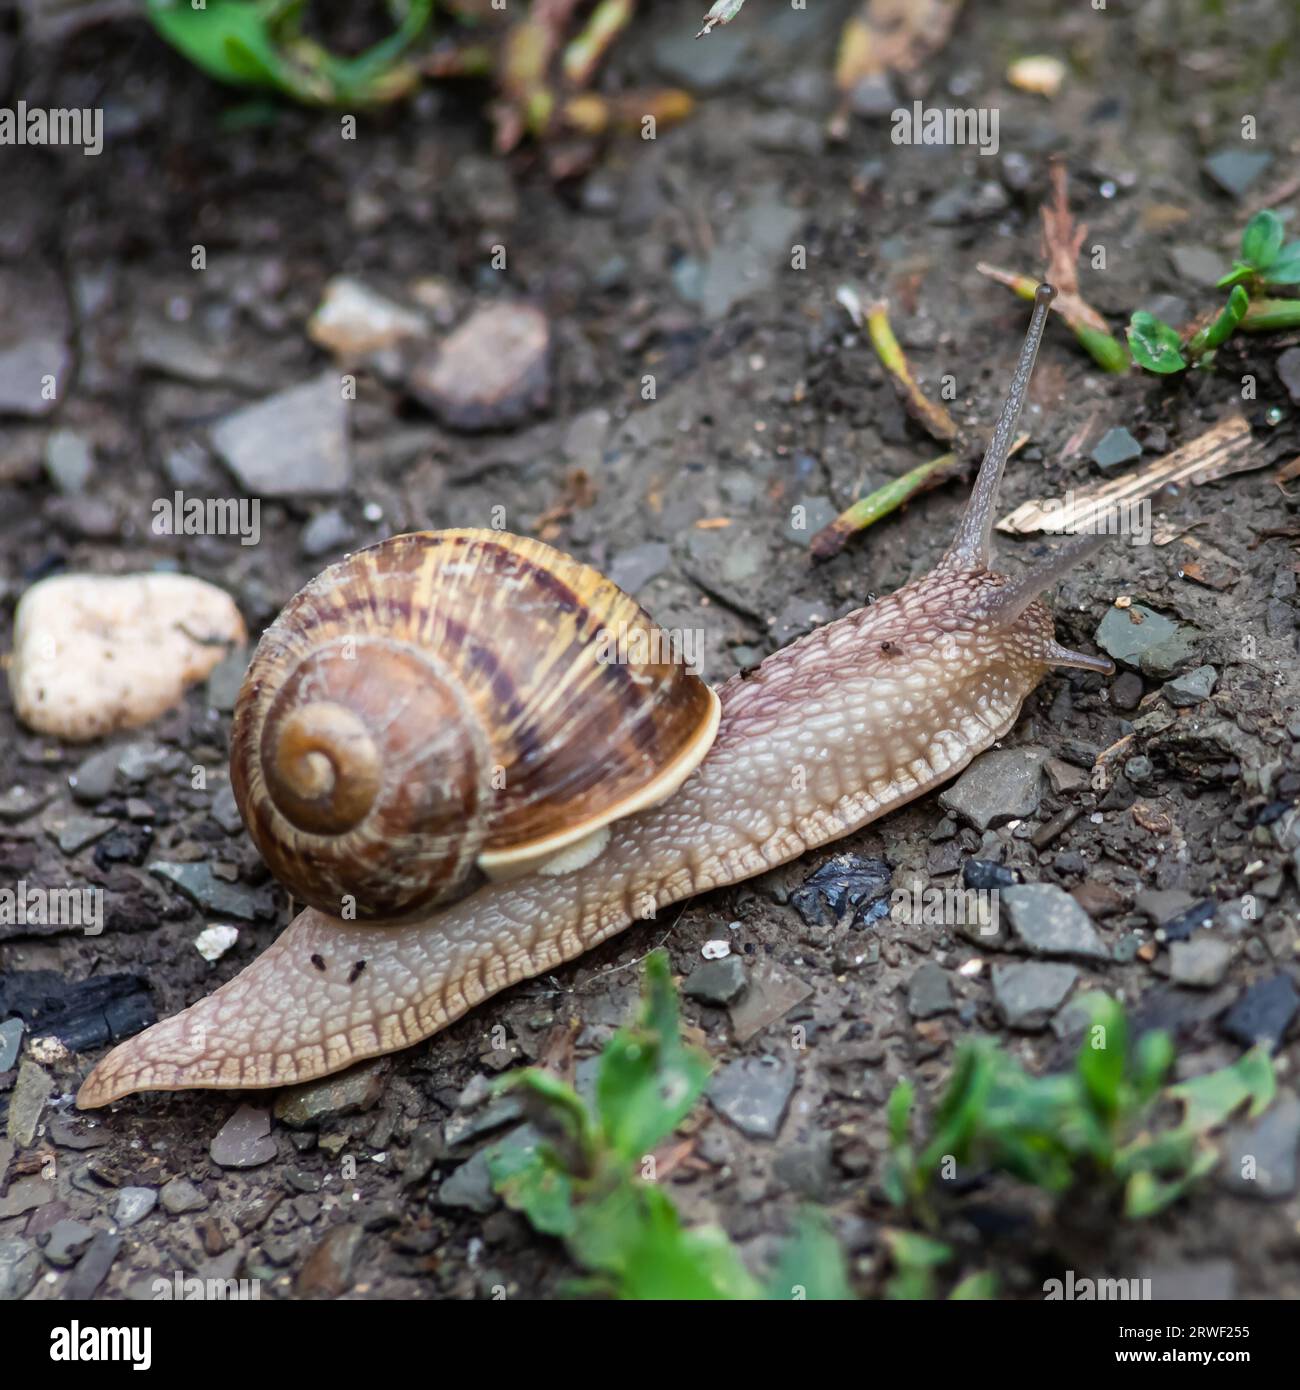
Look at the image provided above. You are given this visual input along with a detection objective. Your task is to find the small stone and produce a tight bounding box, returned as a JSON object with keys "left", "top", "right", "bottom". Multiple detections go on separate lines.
{"left": 907, "top": 962, "right": 954, "bottom": 1019}
{"left": 0, "top": 1237, "right": 41, "bottom": 1300}
{"left": 0, "top": 1018, "right": 23, "bottom": 1071}
{"left": 938, "top": 747, "right": 1046, "bottom": 831}
{"left": 1090, "top": 427, "right": 1142, "bottom": 471}
{"left": 1170, "top": 244, "right": 1227, "bottom": 289}
{"left": 113, "top": 1187, "right": 158, "bottom": 1228}
{"left": 159, "top": 1177, "right": 207, "bottom": 1214}
{"left": 700, "top": 939, "right": 731, "bottom": 961}
{"left": 149, "top": 862, "right": 271, "bottom": 921}
{"left": 991, "top": 962, "right": 1079, "bottom": 1030}
{"left": 194, "top": 924, "right": 239, "bottom": 963}
{"left": 6, "top": 1059, "right": 52, "bottom": 1147}
{"left": 409, "top": 303, "right": 550, "bottom": 432}
{"left": 45, "top": 1218, "right": 96, "bottom": 1267}
{"left": 1164, "top": 664, "right": 1217, "bottom": 706}
{"left": 1277, "top": 347, "right": 1300, "bottom": 406}
{"left": 69, "top": 747, "right": 121, "bottom": 804}
{"left": 300, "top": 508, "right": 355, "bottom": 559}
{"left": 728, "top": 959, "right": 814, "bottom": 1044}
{"left": 9, "top": 572, "right": 246, "bottom": 741}
{"left": 117, "top": 742, "right": 175, "bottom": 783}
{"left": 1043, "top": 758, "right": 1090, "bottom": 794}
{"left": 684, "top": 957, "right": 748, "bottom": 1006}
{"left": 1220, "top": 974, "right": 1299, "bottom": 1053}
{"left": 1202, "top": 147, "right": 1273, "bottom": 199}
{"left": 296, "top": 1222, "right": 363, "bottom": 1298}
{"left": 789, "top": 854, "right": 893, "bottom": 928}
{"left": 709, "top": 1054, "right": 796, "bottom": 1139}
{"left": 1001, "top": 883, "right": 1109, "bottom": 961}
{"left": 51, "top": 815, "right": 116, "bottom": 854}
{"left": 1169, "top": 937, "right": 1233, "bottom": 988}
{"left": 274, "top": 1057, "right": 389, "bottom": 1127}
{"left": 308, "top": 276, "right": 427, "bottom": 357}
{"left": 211, "top": 782, "right": 245, "bottom": 836}
{"left": 927, "top": 181, "right": 1009, "bottom": 226}
{"left": 212, "top": 372, "right": 351, "bottom": 497}
{"left": 204, "top": 646, "right": 249, "bottom": 713}
{"left": 963, "top": 859, "right": 1016, "bottom": 890}
{"left": 210, "top": 1104, "right": 277, "bottom": 1168}
{"left": 61, "top": 1231, "right": 122, "bottom": 1300}
{"left": 606, "top": 542, "right": 671, "bottom": 595}
{"left": 1134, "top": 887, "right": 1197, "bottom": 925}
{"left": 0, "top": 784, "right": 53, "bottom": 823}
{"left": 1219, "top": 1093, "right": 1300, "bottom": 1199}
{"left": 43, "top": 429, "right": 94, "bottom": 493}
{"left": 1110, "top": 670, "right": 1144, "bottom": 711}
{"left": 0, "top": 1176, "right": 52, "bottom": 1220}
{"left": 1096, "top": 603, "right": 1198, "bottom": 678}
{"left": 435, "top": 1148, "right": 497, "bottom": 1213}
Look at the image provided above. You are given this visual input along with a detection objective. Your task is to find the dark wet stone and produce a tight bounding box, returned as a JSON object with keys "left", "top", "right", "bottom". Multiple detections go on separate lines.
{"left": 1157, "top": 899, "right": 1216, "bottom": 943}
{"left": 1202, "top": 147, "right": 1272, "bottom": 199}
{"left": 409, "top": 303, "right": 550, "bottom": 432}
{"left": 709, "top": 1054, "right": 796, "bottom": 1139}
{"left": 1096, "top": 603, "right": 1198, "bottom": 678}
{"left": 1220, "top": 974, "right": 1299, "bottom": 1052}
{"left": 1002, "top": 884, "right": 1108, "bottom": 961}
{"left": 45, "top": 1218, "right": 96, "bottom": 1268}
{"left": 1219, "top": 1093, "right": 1300, "bottom": 1199}
{"left": 149, "top": 861, "right": 274, "bottom": 920}
{"left": 210, "top": 1105, "right": 277, "bottom": 1169}
{"left": 789, "top": 853, "right": 892, "bottom": 928}
{"left": 1169, "top": 937, "right": 1233, "bottom": 988}
{"left": 991, "top": 962, "right": 1078, "bottom": 1030}
{"left": 938, "top": 748, "right": 1045, "bottom": 831}
{"left": 1090, "top": 427, "right": 1142, "bottom": 471}
{"left": 1164, "top": 664, "right": 1217, "bottom": 706}
{"left": 0, "top": 970, "right": 154, "bottom": 1052}
{"left": 684, "top": 957, "right": 749, "bottom": 1006}
{"left": 113, "top": 1187, "right": 158, "bottom": 1228}
{"left": 963, "top": 859, "right": 1016, "bottom": 890}
{"left": 0, "top": 1236, "right": 41, "bottom": 1300}
{"left": 399, "top": 1123, "right": 445, "bottom": 1189}
{"left": 62, "top": 1231, "right": 122, "bottom": 1299}
{"left": 273, "top": 1057, "right": 389, "bottom": 1127}
{"left": 296, "top": 1222, "right": 363, "bottom": 1298}
{"left": 907, "top": 962, "right": 954, "bottom": 1019}
{"left": 212, "top": 372, "right": 351, "bottom": 496}
{"left": 160, "top": 1178, "right": 207, "bottom": 1215}
{"left": 93, "top": 825, "right": 153, "bottom": 869}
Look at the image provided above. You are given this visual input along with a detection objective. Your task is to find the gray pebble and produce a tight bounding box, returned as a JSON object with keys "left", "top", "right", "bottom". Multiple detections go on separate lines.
{"left": 1202, "top": 147, "right": 1273, "bottom": 199}
{"left": 44, "top": 429, "right": 94, "bottom": 493}
{"left": 205, "top": 647, "right": 249, "bottom": 712}
{"left": 159, "top": 1177, "right": 207, "bottom": 1215}
{"left": 938, "top": 747, "right": 1045, "bottom": 831}
{"left": 606, "top": 542, "right": 671, "bottom": 595}
{"left": 435, "top": 1147, "right": 498, "bottom": 1214}
{"left": 51, "top": 816, "right": 116, "bottom": 854}
{"left": 709, "top": 1054, "right": 796, "bottom": 1139}
{"left": 1169, "top": 937, "right": 1233, "bottom": 989}
{"left": 212, "top": 372, "right": 351, "bottom": 496}
{"left": 69, "top": 747, "right": 121, "bottom": 803}
{"left": 1096, "top": 603, "right": 1198, "bottom": 678}
{"left": 149, "top": 862, "right": 272, "bottom": 921}
{"left": 684, "top": 957, "right": 748, "bottom": 1007}
{"left": 991, "top": 962, "right": 1079, "bottom": 1030}
{"left": 907, "top": 961, "right": 955, "bottom": 1019}
{"left": 44, "top": 1218, "right": 97, "bottom": 1267}
{"left": 1219, "top": 1094, "right": 1300, "bottom": 1199}
{"left": 210, "top": 1104, "right": 278, "bottom": 1169}
{"left": 1163, "top": 664, "right": 1217, "bottom": 706}
{"left": 300, "top": 508, "right": 355, "bottom": 559}
{"left": 113, "top": 1187, "right": 158, "bottom": 1228}
{"left": 6, "top": 1060, "right": 52, "bottom": 1147}
{"left": 0, "top": 784, "right": 54, "bottom": 823}
{"left": 0, "top": 1018, "right": 23, "bottom": 1071}
{"left": 1002, "top": 884, "right": 1108, "bottom": 961}
{"left": 211, "top": 782, "right": 245, "bottom": 836}
{"left": 1090, "top": 427, "right": 1142, "bottom": 471}
{"left": 0, "top": 1237, "right": 41, "bottom": 1301}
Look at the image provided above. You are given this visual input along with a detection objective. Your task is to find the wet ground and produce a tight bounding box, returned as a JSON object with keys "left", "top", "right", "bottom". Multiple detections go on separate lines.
{"left": 2, "top": 0, "right": 1300, "bottom": 1300}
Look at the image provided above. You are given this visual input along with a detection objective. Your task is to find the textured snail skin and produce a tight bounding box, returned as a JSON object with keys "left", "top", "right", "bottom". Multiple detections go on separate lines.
{"left": 77, "top": 285, "right": 1112, "bottom": 1108}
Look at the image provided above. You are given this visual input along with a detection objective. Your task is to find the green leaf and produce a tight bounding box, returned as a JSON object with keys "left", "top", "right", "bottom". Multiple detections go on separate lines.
{"left": 1132, "top": 1029, "right": 1175, "bottom": 1105}
{"left": 1197, "top": 283, "right": 1250, "bottom": 354}
{"left": 1073, "top": 992, "right": 1127, "bottom": 1127}
{"left": 595, "top": 950, "right": 711, "bottom": 1165}
{"left": 1241, "top": 209, "right": 1285, "bottom": 268}
{"left": 1168, "top": 1043, "right": 1276, "bottom": 1134}
{"left": 766, "top": 1209, "right": 854, "bottom": 1301}
{"left": 1127, "top": 312, "right": 1187, "bottom": 374}
{"left": 1215, "top": 262, "right": 1256, "bottom": 290}
{"left": 950, "top": 1270, "right": 999, "bottom": 1300}
{"left": 487, "top": 1137, "right": 577, "bottom": 1239}
{"left": 1123, "top": 1147, "right": 1218, "bottom": 1218}
{"left": 883, "top": 1229, "right": 952, "bottom": 1300}
{"left": 1264, "top": 242, "right": 1300, "bottom": 284}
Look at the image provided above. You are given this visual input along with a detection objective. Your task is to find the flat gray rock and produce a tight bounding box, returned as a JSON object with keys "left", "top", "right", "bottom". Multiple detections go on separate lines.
{"left": 210, "top": 1104, "right": 278, "bottom": 1169}
{"left": 709, "top": 1054, "right": 796, "bottom": 1139}
{"left": 1169, "top": 936, "right": 1233, "bottom": 988}
{"left": 212, "top": 372, "right": 351, "bottom": 496}
{"left": 939, "top": 747, "right": 1046, "bottom": 832}
{"left": 907, "top": 961, "right": 955, "bottom": 1019}
{"left": 1096, "top": 603, "right": 1198, "bottom": 678}
{"left": 1219, "top": 1094, "right": 1300, "bottom": 1199}
{"left": 991, "top": 962, "right": 1079, "bottom": 1031}
{"left": 1002, "top": 883, "right": 1110, "bottom": 962}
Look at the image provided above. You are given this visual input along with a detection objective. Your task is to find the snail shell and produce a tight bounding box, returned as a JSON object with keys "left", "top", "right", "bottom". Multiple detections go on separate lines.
{"left": 230, "top": 528, "right": 721, "bottom": 922}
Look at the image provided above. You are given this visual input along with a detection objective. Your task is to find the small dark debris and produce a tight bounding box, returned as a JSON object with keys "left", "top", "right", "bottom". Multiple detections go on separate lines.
{"left": 789, "top": 854, "right": 892, "bottom": 929}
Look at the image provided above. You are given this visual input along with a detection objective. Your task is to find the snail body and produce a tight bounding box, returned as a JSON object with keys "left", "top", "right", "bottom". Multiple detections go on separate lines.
{"left": 78, "top": 285, "right": 1113, "bottom": 1108}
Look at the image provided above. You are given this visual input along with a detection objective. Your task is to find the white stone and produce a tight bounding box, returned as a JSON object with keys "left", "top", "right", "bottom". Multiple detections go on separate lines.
{"left": 8, "top": 573, "right": 246, "bottom": 741}
{"left": 194, "top": 924, "right": 239, "bottom": 963}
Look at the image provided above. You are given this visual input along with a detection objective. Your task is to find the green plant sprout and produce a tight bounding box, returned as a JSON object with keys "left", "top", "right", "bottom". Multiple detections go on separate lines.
{"left": 146, "top": 0, "right": 434, "bottom": 107}
{"left": 486, "top": 951, "right": 852, "bottom": 1300}
{"left": 885, "top": 992, "right": 1276, "bottom": 1224}
{"left": 1128, "top": 209, "right": 1300, "bottom": 374}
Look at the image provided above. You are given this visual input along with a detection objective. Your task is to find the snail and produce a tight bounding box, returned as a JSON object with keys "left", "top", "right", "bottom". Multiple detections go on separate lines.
{"left": 77, "top": 284, "right": 1113, "bottom": 1109}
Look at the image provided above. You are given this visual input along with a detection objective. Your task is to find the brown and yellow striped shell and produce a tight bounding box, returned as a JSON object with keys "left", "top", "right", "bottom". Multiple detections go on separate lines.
{"left": 229, "top": 529, "right": 721, "bottom": 922}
